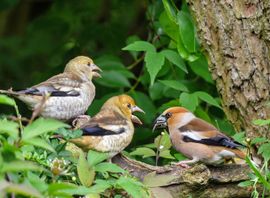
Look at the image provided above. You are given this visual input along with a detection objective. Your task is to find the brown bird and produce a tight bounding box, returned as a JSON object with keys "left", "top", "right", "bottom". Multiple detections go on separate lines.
{"left": 153, "top": 107, "right": 247, "bottom": 168}
{"left": 69, "top": 94, "right": 144, "bottom": 158}
{"left": 0, "top": 56, "right": 102, "bottom": 121}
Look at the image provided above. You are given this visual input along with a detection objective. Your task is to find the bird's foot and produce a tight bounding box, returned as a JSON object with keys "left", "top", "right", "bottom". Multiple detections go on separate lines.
{"left": 171, "top": 161, "right": 191, "bottom": 169}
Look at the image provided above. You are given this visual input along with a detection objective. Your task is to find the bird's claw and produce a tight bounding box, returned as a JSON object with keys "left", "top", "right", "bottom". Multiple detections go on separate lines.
{"left": 171, "top": 161, "right": 191, "bottom": 169}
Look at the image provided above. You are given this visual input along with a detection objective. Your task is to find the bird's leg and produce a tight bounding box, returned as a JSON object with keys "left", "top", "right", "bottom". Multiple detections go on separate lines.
{"left": 29, "top": 93, "right": 50, "bottom": 123}
{"left": 171, "top": 158, "right": 199, "bottom": 168}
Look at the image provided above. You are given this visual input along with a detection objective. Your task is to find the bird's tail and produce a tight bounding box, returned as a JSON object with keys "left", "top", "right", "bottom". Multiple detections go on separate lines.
{"left": 233, "top": 148, "right": 260, "bottom": 167}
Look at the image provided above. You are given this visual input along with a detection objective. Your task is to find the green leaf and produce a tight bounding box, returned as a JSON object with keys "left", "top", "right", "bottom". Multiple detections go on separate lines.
{"left": 1, "top": 161, "right": 42, "bottom": 173}
{"left": 174, "top": 153, "right": 187, "bottom": 161}
{"left": 22, "top": 118, "right": 69, "bottom": 140}
{"left": 194, "top": 91, "right": 221, "bottom": 109}
{"left": 246, "top": 156, "right": 270, "bottom": 190}
{"left": 159, "top": 150, "right": 174, "bottom": 159}
{"left": 232, "top": 132, "right": 246, "bottom": 145}
{"left": 77, "top": 151, "right": 95, "bottom": 187}
{"left": 251, "top": 137, "right": 268, "bottom": 145}
{"left": 2, "top": 181, "right": 42, "bottom": 198}
{"left": 130, "top": 91, "right": 156, "bottom": 124}
{"left": 188, "top": 55, "right": 214, "bottom": 84}
{"left": 95, "top": 162, "right": 125, "bottom": 173}
{"left": 159, "top": 12, "right": 179, "bottom": 42}
{"left": 149, "top": 82, "right": 165, "bottom": 100}
{"left": 96, "top": 70, "right": 131, "bottom": 88}
{"left": 87, "top": 150, "right": 109, "bottom": 167}
{"left": 116, "top": 177, "right": 148, "bottom": 198}
{"left": 145, "top": 51, "right": 165, "bottom": 85}
{"left": 143, "top": 171, "right": 179, "bottom": 187}
{"left": 162, "top": 0, "right": 177, "bottom": 23}
{"left": 0, "top": 94, "right": 16, "bottom": 106}
{"left": 27, "top": 171, "right": 48, "bottom": 193}
{"left": 122, "top": 41, "right": 155, "bottom": 52}
{"left": 176, "top": 39, "right": 190, "bottom": 60}
{"left": 258, "top": 143, "right": 270, "bottom": 162}
{"left": 161, "top": 49, "right": 187, "bottom": 73}
{"left": 154, "top": 132, "right": 171, "bottom": 151}
{"left": 253, "top": 119, "right": 270, "bottom": 126}
{"left": 95, "top": 55, "right": 126, "bottom": 70}
{"left": 0, "top": 119, "right": 19, "bottom": 139}
{"left": 130, "top": 147, "right": 156, "bottom": 158}
{"left": 179, "top": 92, "right": 198, "bottom": 112}
{"left": 23, "top": 137, "right": 55, "bottom": 152}
{"left": 238, "top": 180, "right": 253, "bottom": 187}
{"left": 177, "top": 12, "right": 196, "bottom": 53}
{"left": 48, "top": 183, "right": 78, "bottom": 196}
{"left": 159, "top": 80, "right": 188, "bottom": 92}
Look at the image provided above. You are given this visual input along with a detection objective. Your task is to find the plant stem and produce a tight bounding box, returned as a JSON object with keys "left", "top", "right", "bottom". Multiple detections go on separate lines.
{"left": 14, "top": 104, "right": 23, "bottom": 139}
{"left": 127, "top": 55, "right": 144, "bottom": 70}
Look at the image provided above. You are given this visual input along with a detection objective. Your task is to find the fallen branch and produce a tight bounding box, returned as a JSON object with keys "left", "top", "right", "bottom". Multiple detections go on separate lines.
{"left": 112, "top": 154, "right": 256, "bottom": 198}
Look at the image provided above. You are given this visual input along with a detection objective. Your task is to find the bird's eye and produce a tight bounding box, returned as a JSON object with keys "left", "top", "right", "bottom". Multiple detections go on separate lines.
{"left": 87, "top": 62, "right": 91, "bottom": 67}
{"left": 127, "top": 104, "right": 131, "bottom": 108}
{"left": 165, "top": 112, "right": 172, "bottom": 119}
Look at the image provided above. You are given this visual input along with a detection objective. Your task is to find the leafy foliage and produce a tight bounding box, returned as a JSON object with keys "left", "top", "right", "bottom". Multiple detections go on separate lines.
{"left": 238, "top": 119, "right": 270, "bottom": 198}
{"left": 0, "top": 95, "right": 149, "bottom": 197}
{"left": 0, "top": 0, "right": 248, "bottom": 196}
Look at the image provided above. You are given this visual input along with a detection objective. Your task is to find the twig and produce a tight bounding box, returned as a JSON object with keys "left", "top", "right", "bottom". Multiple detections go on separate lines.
{"left": 29, "top": 93, "right": 50, "bottom": 124}
{"left": 127, "top": 55, "right": 145, "bottom": 70}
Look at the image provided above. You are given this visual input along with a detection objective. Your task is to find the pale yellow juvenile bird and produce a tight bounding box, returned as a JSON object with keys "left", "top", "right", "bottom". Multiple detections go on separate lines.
{"left": 0, "top": 56, "right": 102, "bottom": 121}
{"left": 70, "top": 94, "right": 144, "bottom": 158}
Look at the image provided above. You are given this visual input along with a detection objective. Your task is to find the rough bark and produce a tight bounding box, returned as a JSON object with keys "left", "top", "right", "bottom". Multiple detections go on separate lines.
{"left": 188, "top": 0, "right": 270, "bottom": 139}
{"left": 112, "top": 154, "right": 256, "bottom": 198}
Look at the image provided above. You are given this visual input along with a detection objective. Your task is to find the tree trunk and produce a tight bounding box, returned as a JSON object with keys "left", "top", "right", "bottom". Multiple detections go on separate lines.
{"left": 112, "top": 154, "right": 257, "bottom": 198}
{"left": 188, "top": 0, "right": 270, "bottom": 139}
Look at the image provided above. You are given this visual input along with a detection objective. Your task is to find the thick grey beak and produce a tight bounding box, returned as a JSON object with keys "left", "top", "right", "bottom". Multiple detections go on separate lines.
{"left": 91, "top": 64, "right": 102, "bottom": 78}
{"left": 131, "top": 106, "right": 145, "bottom": 114}
{"left": 152, "top": 115, "right": 167, "bottom": 132}
{"left": 131, "top": 105, "right": 144, "bottom": 125}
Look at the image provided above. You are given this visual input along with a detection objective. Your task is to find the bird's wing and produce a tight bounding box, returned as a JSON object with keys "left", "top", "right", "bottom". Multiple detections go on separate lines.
{"left": 81, "top": 110, "right": 128, "bottom": 136}
{"left": 18, "top": 73, "right": 82, "bottom": 97}
{"left": 179, "top": 118, "right": 243, "bottom": 148}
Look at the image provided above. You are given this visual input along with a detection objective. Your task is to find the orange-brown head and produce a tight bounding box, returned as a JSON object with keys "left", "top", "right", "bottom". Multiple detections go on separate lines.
{"left": 101, "top": 94, "right": 145, "bottom": 124}
{"left": 152, "top": 107, "right": 190, "bottom": 131}
{"left": 64, "top": 56, "right": 102, "bottom": 80}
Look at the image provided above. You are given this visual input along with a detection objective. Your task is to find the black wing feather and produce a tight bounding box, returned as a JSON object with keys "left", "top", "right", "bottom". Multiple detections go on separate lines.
{"left": 183, "top": 135, "right": 244, "bottom": 148}
{"left": 82, "top": 126, "right": 125, "bottom": 136}
{"left": 18, "top": 87, "right": 80, "bottom": 97}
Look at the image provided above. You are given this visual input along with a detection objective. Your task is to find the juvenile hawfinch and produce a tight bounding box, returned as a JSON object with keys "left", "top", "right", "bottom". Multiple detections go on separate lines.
{"left": 69, "top": 94, "right": 144, "bottom": 158}
{"left": 0, "top": 56, "right": 101, "bottom": 121}
{"left": 153, "top": 107, "right": 246, "bottom": 168}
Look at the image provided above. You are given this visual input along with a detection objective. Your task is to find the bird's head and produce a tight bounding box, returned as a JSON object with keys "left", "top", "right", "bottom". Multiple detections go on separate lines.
{"left": 102, "top": 94, "right": 145, "bottom": 125}
{"left": 152, "top": 107, "right": 191, "bottom": 131}
{"left": 64, "top": 56, "right": 102, "bottom": 80}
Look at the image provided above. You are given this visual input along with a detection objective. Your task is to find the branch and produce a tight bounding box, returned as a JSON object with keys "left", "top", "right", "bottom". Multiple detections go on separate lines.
{"left": 112, "top": 154, "right": 258, "bottom": 198}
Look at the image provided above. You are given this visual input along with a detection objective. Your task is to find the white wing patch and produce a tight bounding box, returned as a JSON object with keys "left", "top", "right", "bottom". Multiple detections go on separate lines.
{"left": 218, "top": 150, "right": 236, "bottom": 157}
{"left": 182, "top": 131, "right": 208, "bottom": 140}
{"left": 102, "top": 124, "right": 129, "bottom": 133}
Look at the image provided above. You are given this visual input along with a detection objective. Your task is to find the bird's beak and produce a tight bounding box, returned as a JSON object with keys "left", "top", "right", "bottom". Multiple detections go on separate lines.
{"left": 131, "top": 106, "right": 145, "bottom": 114}
{"left": 152, "top": 115, "right": 167, "bottom": 132}
{"left": 91, "top": 64, "right": 102, "bottom": 78}
{"left": 131, "top": 105, "right": 144, "bottom": 125}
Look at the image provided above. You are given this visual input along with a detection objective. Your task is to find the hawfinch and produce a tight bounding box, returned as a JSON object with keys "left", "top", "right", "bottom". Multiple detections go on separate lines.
{"left": 153, "top": 107, "right": 246, "bottom": 168}
{"left": 0, "top": 56, "right": 101, "bottom": 121}
{"left": 69, "top": 94, "right": 144, "bottom": 158}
